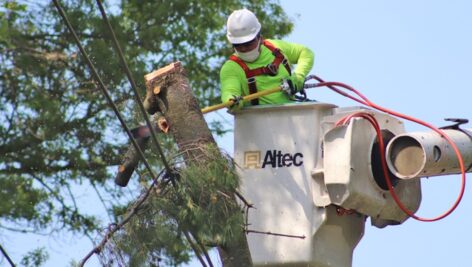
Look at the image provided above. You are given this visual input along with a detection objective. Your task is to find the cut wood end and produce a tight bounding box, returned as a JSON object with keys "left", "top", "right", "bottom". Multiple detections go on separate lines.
{"left": 144, "top": 61, "right": 182, "bottom": 82}
{"left": 153, "top": 85, "right": 161, "bottom": 94}
{"left": 118, "top": 165, "right": 126, "bottom": 173}
{"left": 158, "top": 117, "right": 169, "bottom": 133}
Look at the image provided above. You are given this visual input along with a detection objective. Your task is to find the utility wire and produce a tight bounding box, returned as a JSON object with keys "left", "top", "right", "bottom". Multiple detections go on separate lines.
{"left": 54, "top": 2, "right": 211, "bottom": 266}
{"left": 94, "top": 3, "right": 213, "bottom": 266}
{"left": 94, "top": 0, "right": 173, "bottom": 176}
{"left": 0, "top": 243, "right": 16, "bottom": 267}
{"left": 52, "top": 0, "right": 159, "bottom": 184}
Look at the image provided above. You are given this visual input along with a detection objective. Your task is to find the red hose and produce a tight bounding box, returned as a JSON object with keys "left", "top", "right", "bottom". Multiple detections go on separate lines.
{"left": 316, "top": 77, "right": 466, "bottom": 222}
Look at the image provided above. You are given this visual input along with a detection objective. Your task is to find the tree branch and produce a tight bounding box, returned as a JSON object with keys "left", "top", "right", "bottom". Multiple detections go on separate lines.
{"left": 0, "top": 115, "right": 87, "bottom": 155}
{"left": 78, "top": 169, "right": 166, "bottom": 267}
{"left": 236, "top": 191, "right": 305, "bottom": 239}
{"left": 4, "top": 96, "right": 19, "bottom": 137}
{"left": 21, "top": 32, "right": 102, "bottom": 40}
{"left": 0, "top": 224, "right": 49, "bottom": 235}
{"left": 245, "top": 229, "right": 306, "bottom": 239}
{"left": 90, "top": 181, "right": 114, "bottom": 222}
{"left": 0, "top": 159, "right": 120, "bottom": 175}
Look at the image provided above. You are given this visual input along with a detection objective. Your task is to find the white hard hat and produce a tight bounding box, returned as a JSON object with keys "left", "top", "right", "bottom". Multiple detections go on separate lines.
{"left": 226, "top": 9, "right": 261, "bottom": 44}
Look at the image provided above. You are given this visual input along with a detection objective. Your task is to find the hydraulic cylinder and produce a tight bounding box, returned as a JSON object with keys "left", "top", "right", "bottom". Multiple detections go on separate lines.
{"left": 386, "top": 128, "right": 472, "bottom": 179}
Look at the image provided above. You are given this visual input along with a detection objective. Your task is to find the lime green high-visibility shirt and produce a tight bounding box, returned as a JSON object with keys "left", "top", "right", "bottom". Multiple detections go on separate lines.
{"left": 220, "top": 39, "right": 314, "bottom": 106}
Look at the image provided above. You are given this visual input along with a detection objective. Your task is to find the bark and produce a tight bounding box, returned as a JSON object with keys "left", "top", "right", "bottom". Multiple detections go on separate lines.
{"left": 114, "top": 135, "right": 149, "bottom": 187}
{"left": 114, "top": 115, "right": 168, "bottom": 187}
{"left": 143, "top": 61, "right": 252, "bottom": 267}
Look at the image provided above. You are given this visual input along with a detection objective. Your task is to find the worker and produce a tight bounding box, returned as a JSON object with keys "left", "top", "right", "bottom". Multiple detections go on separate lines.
{"left": 220, "top": 8, "right": 314, "bottom": 111}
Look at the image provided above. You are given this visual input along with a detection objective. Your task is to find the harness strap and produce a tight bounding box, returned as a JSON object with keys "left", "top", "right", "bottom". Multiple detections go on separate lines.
{"left": 263, "top": 40, "right": 292, "bottom": 77}
{"left": 229, "top": 40, "right": 292, "bottom": 105}
{"left": 229, "top": 54, "right": 259, "bottom": 105}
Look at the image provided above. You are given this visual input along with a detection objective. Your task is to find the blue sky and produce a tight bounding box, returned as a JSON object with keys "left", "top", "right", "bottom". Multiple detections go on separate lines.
{"left": 276, "top": 1, "right": 472, "bottom": 267}
{"left": 5, "top": 1, "right": 472, "bottom": 266}
{"left": 210, "top": 0, "right": 472, "bottom": 266}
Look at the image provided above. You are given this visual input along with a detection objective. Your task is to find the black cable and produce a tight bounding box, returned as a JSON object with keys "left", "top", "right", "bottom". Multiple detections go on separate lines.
{"left": 53, "top": 3, "right": 210, "bottom": 265}
{"left": 94, "top": 0, "right": 174, "bottom": 176}
{"left": 54, "top": 3, "right": 211, "bottom": 266}
{"left": 52, "top": 0, "right": 159, "bottom": 183}
{"left": 0, "top": 244, "right": 16, "bottom": 267}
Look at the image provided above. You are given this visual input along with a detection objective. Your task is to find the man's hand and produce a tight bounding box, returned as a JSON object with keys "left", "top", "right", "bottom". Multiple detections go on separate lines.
{"left": 230, "top": 95, "right": 243, "bottom": 107}
{"left": 282, "top": 74, "right": 305, "bottom": 96}
{"left": 281, "top": 76, "right": 297, "bottom": 96}
{"left": 227, "top": 95, "right": 244, "bottom": 114}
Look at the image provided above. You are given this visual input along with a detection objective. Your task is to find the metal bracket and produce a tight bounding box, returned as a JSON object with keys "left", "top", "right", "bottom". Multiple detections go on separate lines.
{"left": 439, "top": 118, "right": 469, "bottom": 130}
{"left": 440, "top": 118, "right": 472, "bottom": 172}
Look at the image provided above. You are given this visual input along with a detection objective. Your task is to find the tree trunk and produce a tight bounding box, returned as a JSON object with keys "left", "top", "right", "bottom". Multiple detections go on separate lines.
{"left": 143, "top": 61, "right": 253, "bottom": 267}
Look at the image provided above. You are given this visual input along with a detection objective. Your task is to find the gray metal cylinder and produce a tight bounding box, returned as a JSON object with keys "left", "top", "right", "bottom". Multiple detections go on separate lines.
{"left": 386, "top": 128, "right": 472, "bottom": 179}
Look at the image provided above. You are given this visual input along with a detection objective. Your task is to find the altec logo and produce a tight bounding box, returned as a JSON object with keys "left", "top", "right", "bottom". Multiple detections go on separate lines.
{"left": 244, "top": 150, "right": 304, "bottom": 169}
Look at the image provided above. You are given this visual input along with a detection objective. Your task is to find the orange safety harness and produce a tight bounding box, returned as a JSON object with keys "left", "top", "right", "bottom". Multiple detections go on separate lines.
{"left": 229, "top": 40, "right": 291, "bottom": 105}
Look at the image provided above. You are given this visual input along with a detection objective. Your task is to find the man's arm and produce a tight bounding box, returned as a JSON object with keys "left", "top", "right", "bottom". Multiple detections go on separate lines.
{"left": 271, "top": 39, "right": 315, "bottom": 89}
{"left": 220, "top": 61, "right": 245, "bottom": 105}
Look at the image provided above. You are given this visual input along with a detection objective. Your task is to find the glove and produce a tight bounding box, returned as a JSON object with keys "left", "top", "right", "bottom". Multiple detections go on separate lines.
{"left": 281, "top": 74, "right": 305, "bottom": 96}
{"left": 281, "top": 78, "right": 296, "bottom": 96}
{"left": 293, "top": 73, "right": 307, "bottom": 91}
{"left": 227, "top": 95, "right": 244, "bottom": 114}
{"left": 230, "top": 95, "right": 243, "bottom": 107}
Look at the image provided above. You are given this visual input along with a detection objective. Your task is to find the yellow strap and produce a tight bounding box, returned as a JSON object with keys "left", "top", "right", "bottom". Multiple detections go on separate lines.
{"left": 201, "top": 87, "right": 282, "bottom": 114}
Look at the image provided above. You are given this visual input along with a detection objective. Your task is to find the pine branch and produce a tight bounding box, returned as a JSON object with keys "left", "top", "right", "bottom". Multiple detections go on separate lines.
{"left": 79, "top": 169, "right": 166, "bottom": 266}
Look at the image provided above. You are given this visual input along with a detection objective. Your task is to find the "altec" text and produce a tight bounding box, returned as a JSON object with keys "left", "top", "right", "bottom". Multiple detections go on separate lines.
{"left": 262, "top": 150, "right": 303, "bottom": 168}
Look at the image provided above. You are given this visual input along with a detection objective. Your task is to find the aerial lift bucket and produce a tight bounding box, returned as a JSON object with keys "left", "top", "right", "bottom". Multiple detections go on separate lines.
{"left": 234, "top": 102, "right": 421, "bottom": 267}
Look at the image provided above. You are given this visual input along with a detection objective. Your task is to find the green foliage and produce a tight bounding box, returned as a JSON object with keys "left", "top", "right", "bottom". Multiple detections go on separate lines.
{"left": 167, "top": 146, "right": 243, "bottom": 245}
{"left": 209, "top": 120, "right": 232, "bottom": 136}
{"left": 0, "top": 0, "right": 292, "bottom": 265}
{"left": 108, "top": 146, "right": 244, "bottom": 266}
{"left": 174, "top": 150, "right": 242, "bottom": 243}
{"left": 20, "top": 247, "right": 49, "bottom": 267}
{"left": 0, "top": 175, "right": 50, "bottom": 223}
{"left": 114, "top": 212, "right": 191, "bottom": 266}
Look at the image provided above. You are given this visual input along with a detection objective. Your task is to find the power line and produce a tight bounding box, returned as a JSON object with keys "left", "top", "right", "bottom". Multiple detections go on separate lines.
{"left": 94, "top": 2, "right": 213, "bottom": 266}
{"left": 53, "top": 2, "right": 211, "bottom": 266}
{"left": 52, "top": 0, "right": 159, "bottom": 184}
{"left": 94, "top": 0, "right": 174, "bottom": 177}
{"left": 0, "top": 243, "right": 16, "bottom": 267}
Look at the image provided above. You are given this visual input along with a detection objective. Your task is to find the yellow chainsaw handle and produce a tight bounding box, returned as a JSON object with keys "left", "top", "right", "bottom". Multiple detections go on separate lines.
{"left": 201, "top": 87, "right": 282, "bottom": 114}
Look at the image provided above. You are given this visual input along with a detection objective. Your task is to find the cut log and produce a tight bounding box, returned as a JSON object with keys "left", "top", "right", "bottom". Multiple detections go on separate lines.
{"left": 144, "top": 61, "right": 252, "bottom": 267}
{"left": 114, "top": 117, "right": 163, "bottom": 187}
